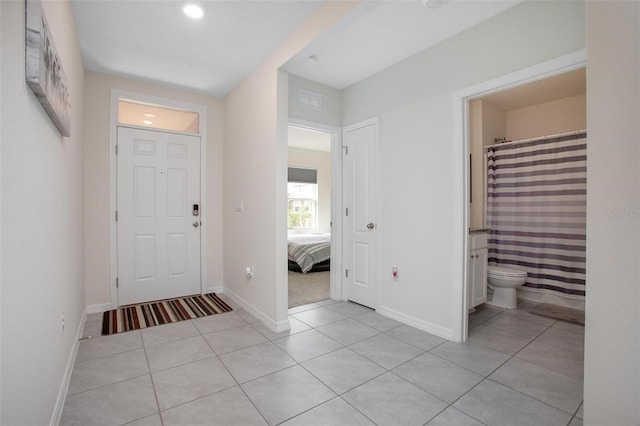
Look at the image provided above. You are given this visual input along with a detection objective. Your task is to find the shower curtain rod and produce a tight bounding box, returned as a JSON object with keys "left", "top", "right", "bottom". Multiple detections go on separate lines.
{"left": 484, "top": 129, "right": 587, "bottom": 149}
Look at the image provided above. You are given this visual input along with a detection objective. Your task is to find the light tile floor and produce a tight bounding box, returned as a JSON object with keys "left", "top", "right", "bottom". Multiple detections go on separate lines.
{"left": 62, "top": 297, "right": 584, "bottom": 426}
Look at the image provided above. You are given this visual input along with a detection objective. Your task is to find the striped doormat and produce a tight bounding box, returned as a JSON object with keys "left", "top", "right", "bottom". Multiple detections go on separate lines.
{"left": 102, "top": 293, "right": 232, "bottom": 335}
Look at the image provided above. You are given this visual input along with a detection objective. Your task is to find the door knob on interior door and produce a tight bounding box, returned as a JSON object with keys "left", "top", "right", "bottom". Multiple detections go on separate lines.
{"left": 193, "top": 221, "right": 200, "bottom": 228}
{"left": 367, "top": 223, "right": 375, "bottom": 230}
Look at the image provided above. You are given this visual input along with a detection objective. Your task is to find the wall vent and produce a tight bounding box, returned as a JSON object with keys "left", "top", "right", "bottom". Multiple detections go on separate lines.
{"left": 298, "top": 89, "right": 327, "bottom": 112}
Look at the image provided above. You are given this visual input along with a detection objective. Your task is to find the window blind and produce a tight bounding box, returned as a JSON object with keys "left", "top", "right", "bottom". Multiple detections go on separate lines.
{"left": 288, "top": 167, "right": 317, "bottom": 184}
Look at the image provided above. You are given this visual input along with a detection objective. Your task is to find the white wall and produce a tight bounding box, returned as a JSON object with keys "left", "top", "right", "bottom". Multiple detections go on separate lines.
{"left": 584, "top": 1, "right": 640, "bottom": 423}
{"left": 288, "top": 75, "right": 342, "bottom": 127}
{"left": 0, "top": 1, "right": 85, "bottom": 424}
{"left": 506, "top": 93, "right": 586, "bottom": 141}
{"left": 341, "top": 0, "right": 585, "bottom": 337}
{"left": 223, "top": 1, "right": 358, "bottom": 330}
{"left": 83, "top": 71, "right": 225, "bottom": 307}
{"left": 288, "top": 147, "right": 332, "bottom": 233}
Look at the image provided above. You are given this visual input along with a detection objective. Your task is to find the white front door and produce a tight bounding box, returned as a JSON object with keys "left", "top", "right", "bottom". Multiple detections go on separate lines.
{"left": 117, "top": 127, "right": 201, "bottom": 305}
{"left": 343, "top": 119, "right": 378, "bottom": 309}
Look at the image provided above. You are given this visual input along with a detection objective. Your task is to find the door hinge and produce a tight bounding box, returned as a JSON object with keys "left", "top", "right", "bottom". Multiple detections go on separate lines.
{"left": 345, "top": 269, "right": 349, "bottom": 278}
{"left": 115, "top": 211, "right": 118, "bottom": 221}
{"left": 115, "top": 144, "right": 118, "bottom": 155}
{"left": 343, "top": 146, "right": 348, "bottom": 155}
{"left": 116, "top": 277, "right": 119, "bottom": 288}
{"left": 345, "top": 208, "right": 349, "bottom": 216}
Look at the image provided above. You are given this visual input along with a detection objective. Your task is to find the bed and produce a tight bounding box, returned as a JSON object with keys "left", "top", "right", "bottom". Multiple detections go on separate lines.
{"left": 287, "top": 233, "right": 331, "bottom": 273}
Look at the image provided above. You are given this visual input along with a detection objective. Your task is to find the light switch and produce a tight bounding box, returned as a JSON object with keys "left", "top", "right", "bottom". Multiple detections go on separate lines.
{"left": 235, "top": 200, "right": 244, "bottom": 212}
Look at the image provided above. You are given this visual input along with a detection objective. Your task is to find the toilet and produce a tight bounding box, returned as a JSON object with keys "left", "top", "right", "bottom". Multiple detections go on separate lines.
{"left": 487, "top": 265, "right": 527, "bottom": 309}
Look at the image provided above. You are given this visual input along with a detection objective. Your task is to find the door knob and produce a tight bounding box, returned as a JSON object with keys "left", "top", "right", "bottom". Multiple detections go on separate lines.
{"left": 367, "top": 223, "right": 375, "bottom": 230}
{"left": 193, "top": 221, "right": 200, "bottom": 228}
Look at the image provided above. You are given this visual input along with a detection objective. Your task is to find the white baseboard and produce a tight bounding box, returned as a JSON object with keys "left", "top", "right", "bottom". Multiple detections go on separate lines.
{"left": 376, "top": 305, "right": 455, "bottom": 341}
{"left": 86, "top": 303, "right": 112, "bottom": 314}
{"left": 518, "top": 288, "right": 585, "bottom": 311}
{"left": 50, "top": 310, "right": 86, "bottom": 426}
{"left": 205, "top": 286, "right": 223, "bottom": 295}
{"left": 222, "top": 287, "right": 290, "bottom": 333}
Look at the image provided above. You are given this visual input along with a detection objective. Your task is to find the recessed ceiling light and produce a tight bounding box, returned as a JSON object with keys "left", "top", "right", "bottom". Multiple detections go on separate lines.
{"left": 183, "top": 4, "right": 204, "bottom": 19}
{"left": 143, "top": 113, "right": 156, "bottom": 118}
{"left": 143, "top": 120, "right": 153, "bottom": 125}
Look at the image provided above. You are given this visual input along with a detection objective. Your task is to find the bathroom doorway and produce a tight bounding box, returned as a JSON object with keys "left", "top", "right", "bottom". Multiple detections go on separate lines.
{"left": 454, "top": 50, "right": 587, "bottom": 342}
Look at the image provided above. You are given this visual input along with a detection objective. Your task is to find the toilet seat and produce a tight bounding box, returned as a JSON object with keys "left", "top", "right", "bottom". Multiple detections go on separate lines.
{"left": 488, "top": 265, "right": 527, "bottom": 277}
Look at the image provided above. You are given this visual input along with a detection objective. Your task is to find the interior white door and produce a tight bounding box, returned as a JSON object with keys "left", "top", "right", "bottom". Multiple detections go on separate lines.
{"left": 117, "top": 127, "right": 201, "bottom": 305}
{"left": 343, "top": 120, "right": 378, "bottom": 309}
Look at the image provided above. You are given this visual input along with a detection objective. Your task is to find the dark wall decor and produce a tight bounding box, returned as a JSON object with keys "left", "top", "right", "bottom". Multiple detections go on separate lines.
{"left": 25, "top": 0, "right": 71, "bottom": 137}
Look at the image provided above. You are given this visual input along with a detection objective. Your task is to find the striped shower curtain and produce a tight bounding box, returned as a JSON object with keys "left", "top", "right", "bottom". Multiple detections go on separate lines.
{"left": 486, "top": 131, "right": 587, "bottom": 299}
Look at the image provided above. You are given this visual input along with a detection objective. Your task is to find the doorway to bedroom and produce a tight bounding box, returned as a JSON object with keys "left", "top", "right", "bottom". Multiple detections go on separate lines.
{"left": 287, "top": 124, "right": 336, "bottom": 308}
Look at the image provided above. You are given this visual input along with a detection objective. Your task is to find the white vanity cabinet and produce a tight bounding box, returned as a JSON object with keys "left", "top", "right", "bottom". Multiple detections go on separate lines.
{"left": 469, "top": 233, "right": 488, "bottom": 308}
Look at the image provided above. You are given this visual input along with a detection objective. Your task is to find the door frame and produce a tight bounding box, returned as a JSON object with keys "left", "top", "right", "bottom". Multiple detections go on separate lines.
{"left": 287, "top": 118, "right": 343, "bottom": 301}
{"left": 452, "top": 49, "right": 586, "bottom": 342}
{"left": 109, "top": 89, "right": 208, "bottom": 308}
{"left": 342, "top": 117, "right": 380, "bottom": 307}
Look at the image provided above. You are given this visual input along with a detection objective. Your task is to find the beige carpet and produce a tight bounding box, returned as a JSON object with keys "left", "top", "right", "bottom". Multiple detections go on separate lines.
{"left": 288, "top": 271, "right": 330, "bottom": 308}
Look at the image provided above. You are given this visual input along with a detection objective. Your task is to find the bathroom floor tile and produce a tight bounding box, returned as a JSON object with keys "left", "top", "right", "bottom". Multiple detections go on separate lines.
{"left": 273, "top": 329, "right": 343, "bottom": 363}
{"left": 145, "top": 335, "right": 214, "bottom": 372}
{"left": 302, "top": 347, "right": 386, "bottom": 394}
{"left": 343, "top": 372, "right": 447, "bottom": 426}
{"left": 353, "top": 311, "right": 403, "bottom": 332}
{"left": 191, "top": 311, "right": 248, "bottom": 334}
{"left": 550, "top": 320, "right": 585, "bottom": 335}
{"left": 124, "top": 414, "right": 163, "bottom": 426}
{"left": 68, "top": 349, "right": 149, "bottom": 395}
{"left": 489, "top": 357, "right": 583, "bottom": 414}
{"left": 252, "top": 316, "right": 311, "bottom": 340}
{"left": 483, "top": 314, "right": 553, "bottom": 338}
{"left": 349, "top": 333, "right": 424, "bottom": 370}
{"left": 385, "top": 325, "right": 447, "bottom": 351}
{"left": 60, "top": 375, "right": 158, "bottom": 426}
{"left": 280, "top": 397, "right": 375, "bottom": 426}
{"left": 325, "top": 301, "right": 374, "bottom": 317}
{"left": 569, "top": 417, "right": 584, "bottom": 426}
{"left": 219, "top": 341, "right": 296, "bottom": 383}
{"left": 453, "top": 380, "right": 571, "bottom": 426}
{"left": 516, "top": 340, "right": 584, "bottom": 381}
{"left": 393, "top": 352, "right": 484, "bottom": 403}
{"left": 426, "top": 407, "right": 484, "bottom": 425}
{"left": 140, "top": 320, "right": 200, "bottom": 347}
{"left": 161, "top": 386, "right": 267, "bottom": 426}
{"left": 316, "top": 318, "right": 380, "bottom": 346}
{"left": 82, "top": 314, "right": 103, "bottom": 339}
{"left": 203, "top": 323, "right": 268, "bottom": 354}
{"left": 292, "top": 307, "right": 347, "bottom": 327}
{"left": 430, "top": 341, "right": 510, "bottom": 376}
{"left": 468, "top": 324, "right": 533, "bottom": 355}
{"left": 152, "top": 357, "right": 237, "bottom": 410}
{"left": 235, "top": 308, "right": 260, "bottom": 323}
{"left": 536, "top": 325, "right": 585, "bottom": 355}
{"left": 241, "top": 365, "right": 336, "bottom": 425}
{"left": 76, "top": 331, "right": 143, "bottom": 362}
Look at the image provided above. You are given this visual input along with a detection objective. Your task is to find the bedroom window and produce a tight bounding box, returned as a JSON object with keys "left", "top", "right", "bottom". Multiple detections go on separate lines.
{"left": 288, "top": 168, "right": 318, "bottom": 229}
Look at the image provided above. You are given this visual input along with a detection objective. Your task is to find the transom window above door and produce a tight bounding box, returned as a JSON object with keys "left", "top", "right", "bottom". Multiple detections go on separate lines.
{"left": 118, "top": 100, "right": 200, "bottom": 134}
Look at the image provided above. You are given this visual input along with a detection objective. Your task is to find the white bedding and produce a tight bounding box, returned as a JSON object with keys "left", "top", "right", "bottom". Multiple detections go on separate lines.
{"left": 288, "top": 233, "right": 331, "bottom": 273}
